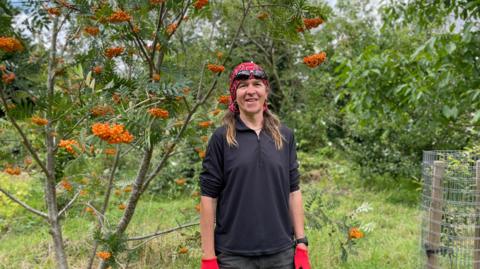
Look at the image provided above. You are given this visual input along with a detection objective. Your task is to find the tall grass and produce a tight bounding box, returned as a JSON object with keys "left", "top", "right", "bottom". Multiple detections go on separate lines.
{"left": 0, "top": 154, "right": 422, "bottom": 268}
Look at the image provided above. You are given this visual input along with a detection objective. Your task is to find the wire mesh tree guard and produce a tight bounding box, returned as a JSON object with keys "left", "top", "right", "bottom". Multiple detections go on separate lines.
{"left": 421, "top": 150, "right": 480, "bottom": 269}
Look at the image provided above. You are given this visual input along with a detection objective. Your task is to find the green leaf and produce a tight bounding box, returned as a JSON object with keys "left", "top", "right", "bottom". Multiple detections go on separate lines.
{"left": 442, "top": 105, "right": 458, "bottom": 119}
{"left": 472, "top": 111, "right": 480, "bottom": 123}
{"left": 446, "top": 42, "right": 456, "bottom": 54}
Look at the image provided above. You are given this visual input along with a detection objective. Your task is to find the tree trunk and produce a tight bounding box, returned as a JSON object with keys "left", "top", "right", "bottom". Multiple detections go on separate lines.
{"left": 96, "top": 147, "right": 153, "bottom": 269}
{"left": 45, "top": 16, "right": 69, "bottom": 269}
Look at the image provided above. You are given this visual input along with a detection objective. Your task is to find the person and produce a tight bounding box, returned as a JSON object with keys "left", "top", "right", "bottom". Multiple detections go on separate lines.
{"left": 199, "top": 62, "right": 311, "bottom": 269}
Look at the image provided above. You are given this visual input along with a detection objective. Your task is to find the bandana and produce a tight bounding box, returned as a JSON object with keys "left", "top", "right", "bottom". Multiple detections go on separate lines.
{"left": 228, "top": 62, "right": 270, "bottom": 113}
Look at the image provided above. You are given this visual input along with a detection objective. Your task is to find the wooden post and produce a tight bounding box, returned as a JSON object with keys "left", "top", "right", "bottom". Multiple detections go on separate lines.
{"left": 427, "top": 161, "right": 445, "bottom": 269}
{"left": 474, "top": 161, "right": 480, "bottom": 269}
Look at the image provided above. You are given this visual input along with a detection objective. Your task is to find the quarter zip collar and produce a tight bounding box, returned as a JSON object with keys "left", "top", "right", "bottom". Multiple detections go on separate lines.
{"left": 235, "top": 114, "right": 260, "bottom": 132}
{"left": 235, "top": 115, "right": 249, "bottom": 131}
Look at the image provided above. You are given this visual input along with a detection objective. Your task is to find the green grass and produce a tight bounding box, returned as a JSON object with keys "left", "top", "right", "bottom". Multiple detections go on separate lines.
{"left": 0, "top": 156, "right": 422, "bottom": 269}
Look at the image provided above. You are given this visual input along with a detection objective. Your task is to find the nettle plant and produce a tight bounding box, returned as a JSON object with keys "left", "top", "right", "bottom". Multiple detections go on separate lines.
{"left": 0, "top": 0, "right": 329, "bottom": 268}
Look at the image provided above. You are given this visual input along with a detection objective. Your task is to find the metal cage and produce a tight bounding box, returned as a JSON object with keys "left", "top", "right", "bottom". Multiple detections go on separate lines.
{"left": 421, "top": 150, "right": 480, "bottom": 269}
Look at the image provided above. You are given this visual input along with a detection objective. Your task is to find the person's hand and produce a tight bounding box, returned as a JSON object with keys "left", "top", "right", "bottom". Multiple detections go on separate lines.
{"left": 294, "top": 244, "right": 311, "bottom": 269}
{"left": 201, "top": 256, "right": 219, "bottom": 269}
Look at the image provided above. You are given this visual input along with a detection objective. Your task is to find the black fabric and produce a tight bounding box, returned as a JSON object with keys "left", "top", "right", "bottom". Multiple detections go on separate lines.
{"left": 200, "top": 116, "right": 300, "bottom": 256}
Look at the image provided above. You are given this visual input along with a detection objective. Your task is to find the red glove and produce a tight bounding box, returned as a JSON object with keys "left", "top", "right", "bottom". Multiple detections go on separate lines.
{"left": 294, "top": 245, "right": 311, "bottom": 269}
{"left": 201, "top": 257, "right": 219, "bottom": 269}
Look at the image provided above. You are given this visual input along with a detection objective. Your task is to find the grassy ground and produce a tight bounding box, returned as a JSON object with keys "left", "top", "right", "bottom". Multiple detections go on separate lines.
{"left": 0, "top": 155, "right": 422, "bottom": 269}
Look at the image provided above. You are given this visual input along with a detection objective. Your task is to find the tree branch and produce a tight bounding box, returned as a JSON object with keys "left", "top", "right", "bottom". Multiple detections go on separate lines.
{"left": 0, "top": 187, "right": 48, "bottom": 219}
{"left": 141, "top": 0, "right": 254, "bottom": 192}
{"left": 0, "top": 88, "right": 50, "bottom": 177}
{"left": 58, "top": 191, "right": 81, "bottom": 217}
{"left": 127, "top": 21, "right": 153, "bottom": 73}
{"left": 151, "top": 2, "right": 166, "bottom": 65}
{"left": 99, "top": 146, "right": 121, "bottom": 226}
{"left": 127, "top": 221, "right": 199, "bottom": 241}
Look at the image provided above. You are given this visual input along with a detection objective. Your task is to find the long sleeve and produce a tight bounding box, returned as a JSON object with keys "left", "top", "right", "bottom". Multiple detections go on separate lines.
{"left": 200, "top": 129, "right": 224, "bottom": 198}
{"left": 289, "top": 132, "right": 300, "bottom": 192}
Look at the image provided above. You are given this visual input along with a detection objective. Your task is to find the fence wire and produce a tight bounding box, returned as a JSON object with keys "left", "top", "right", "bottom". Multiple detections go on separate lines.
{"left": 420, "top": 150, "right": 480, "bottom": 269}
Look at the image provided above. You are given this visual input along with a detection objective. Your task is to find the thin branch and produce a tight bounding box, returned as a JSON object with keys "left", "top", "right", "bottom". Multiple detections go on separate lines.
{"left": 251, "top": 4, "right": 290, "bottom": 8}
{"left": 0, "top": 88, "right": 50, "bottom": 177}
{"left": 86, "top": 147, "right": 120, "bottom": 269}
{"left": 58, "top": 191, "right": 81, "bottom": 217}
{"left": 128, "top": 21, "right": 153, "bottom": 72}
{"left": 85, "top": 201, "right": 104, "bottom": 269}
{"left": 54, "top": 114, "right": 89, "bottom": 151}
{"left": 241, "top": 26, "right": 270, "bottom": 58}
{"left": 182, "top": 96, "right": 191, "bottom": 113}
{"left": 127, "top": 221, "right": 199, "bottom": 242}
{"left": 141, "top": 0, "right": 254, "bottom": 193}
{"left": 99, "top": 146, "right": 122, "bottom": 226}
{"left": 196, "top": 61, "right": 207, "bottom": 101}
{"left": 151, "top": 3, "right": 166, "bottom": 64}
{"left": 195, "top": 7, "right": 217, "bottom": 101}
{"left": 86, "top": 202, "right": 104, "bottom": 227}
{"left": 0, "top": 187, "right": 48, "bottom": 219}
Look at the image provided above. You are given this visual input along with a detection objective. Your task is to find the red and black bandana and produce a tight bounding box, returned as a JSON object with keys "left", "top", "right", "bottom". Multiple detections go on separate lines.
{"left": 228, "top": 62, "right": 270, "bottom": 113}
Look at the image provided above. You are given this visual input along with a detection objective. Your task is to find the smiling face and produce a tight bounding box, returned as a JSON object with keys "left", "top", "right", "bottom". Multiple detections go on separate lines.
{"left": 235, "top": 78, "right": 268, "bottom": 117}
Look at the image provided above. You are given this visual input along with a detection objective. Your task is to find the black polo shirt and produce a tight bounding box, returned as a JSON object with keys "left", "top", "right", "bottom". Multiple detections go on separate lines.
{"left": 200, "top": 116, "right": 300, "bottom": 256}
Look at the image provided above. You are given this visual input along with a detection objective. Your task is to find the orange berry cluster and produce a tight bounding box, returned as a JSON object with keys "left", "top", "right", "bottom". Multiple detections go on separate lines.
{"left": 91, "top": 122, "right": 134, "bottom": 144}
{"left": 4, "top": 166, "right": 21, "bottom": 175}
{"left": 112, "top": 93, "right": 121, "bottom": 104}
{"left": 60, "top": 180, "right": 73, "bottom": 192}
{"left": 104, "top": 47, "right": 124, "bottom": 59}
{"left": 148, "top": 108, "right": 169, "bottom": 119}
{"left": 85, "top": 206, "right": 95, "bottom": 214}
{"left": 198, "top": 121, "right": 213, "bottom": 128}
{"left": 152, "top": 73, "right": 161, "bottom": 81}
{"left": 166, "top": 23, "right": 177, "bottom": 35}
{"left": 90, "top": 105, "right": 114, "bottom": 117}
{"left": 211, "top": 109, "right": 221, "bottom": 116}
{"left": 0, "top": 37, "right": 24, "bottom": 53}
{"left": 47, "top": 7, "right": 61, "bottom": 16}
{"left": 31, "top": 116, "right": 48, "bottom": 126}
{"left": 218, "top": 95, "right": 230, "bottom": 105}
{"left": 175, "top": 178, "right": 187, "bottom": 186}
{"left": 257, "top": 12, "right": 269, "bottom": 20}
{"left": 207, "top": 64, "right": 225, "bottom": 73}
{"left": 193, "top": 0, "right": 208, "bottom": 9}
{"left": 84, "top": 26, "right": 100, "bottom": 36}
{"left": 303, "top": 52, "right": 326, "bottom": 68}
{"left": 132, "top": 25, "right": 140, "bottom": 33}
{"left": 96, "top": 251, "right": 112, "bottom": 260}
{"left": 59, "top": 139, "right": 80, "bottom": 154}
{"left": 108, "top": 10, "right": 131, "bottom": 23}
{"left": 103, "top": 148, "right": 117, "bottom": 155}
{"left": 348, "top": 227, "right": 364, "bottom": 239}
{"left": 2, "top": 73, "right": 15, "bottom": 84}
{"left": 303, "top": 18, "right": 324, "bottom": 30}
{"left": 118, "top": 203, "right": 126, "bottom": 210}
{"left": 92, "top": 66, "right": 103, "bottom": 74}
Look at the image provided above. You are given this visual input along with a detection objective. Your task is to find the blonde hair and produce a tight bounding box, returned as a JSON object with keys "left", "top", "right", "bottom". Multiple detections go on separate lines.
{"left": 222, "top": 109, "right": 285, "bottom": 150}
